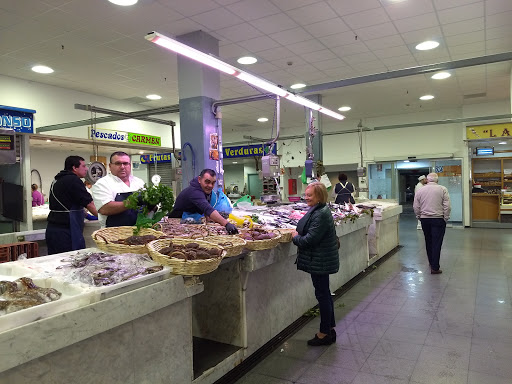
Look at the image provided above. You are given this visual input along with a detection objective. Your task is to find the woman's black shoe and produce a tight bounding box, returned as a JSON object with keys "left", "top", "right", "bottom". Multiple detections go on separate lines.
{"left": 307, "top": 334, "right": 333, "bottom": 346}
{"left": 331, "top": 329, "right": 337, "bottom": 342}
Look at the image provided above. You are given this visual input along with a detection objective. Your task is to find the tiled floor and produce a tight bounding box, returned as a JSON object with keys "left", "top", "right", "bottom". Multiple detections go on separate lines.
{"left": 235, "top": 213, "right": 512, "bottom": 384}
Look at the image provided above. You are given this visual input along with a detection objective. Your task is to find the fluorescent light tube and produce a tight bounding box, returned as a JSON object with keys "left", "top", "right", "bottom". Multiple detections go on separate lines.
{"left": 286, "top": 94, "right": 321, "bottom": 110}
{"left": 237, "top": 72, "right": 288, "bottom": 97}
{"left": 146, "top": 32, "right": 237, "bottom": 75}
{"left": 319, "top": 108, "right": 345, "bottom": 120}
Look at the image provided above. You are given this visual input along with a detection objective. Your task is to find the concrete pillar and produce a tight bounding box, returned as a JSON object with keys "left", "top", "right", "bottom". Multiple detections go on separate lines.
{"left": 177, "top": 31, "right": 223, "bottom": 188}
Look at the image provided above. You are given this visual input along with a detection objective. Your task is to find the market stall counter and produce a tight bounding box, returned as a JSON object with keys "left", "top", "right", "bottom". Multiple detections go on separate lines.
{"left": 362, "top": 200, "right": 403, "bottom": 265}
{"left": 0, "top": 248, "right": 203, "bottom": 384}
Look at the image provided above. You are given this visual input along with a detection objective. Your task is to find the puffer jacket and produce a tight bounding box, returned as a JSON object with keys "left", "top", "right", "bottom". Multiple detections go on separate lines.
{"left": 292, "top": 203, "right": 339, "bottom": 275}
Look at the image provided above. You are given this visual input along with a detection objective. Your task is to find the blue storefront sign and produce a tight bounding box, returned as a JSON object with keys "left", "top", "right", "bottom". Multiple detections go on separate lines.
{"left": 223, "top": 144, "right": 276, "bottom": 159}
{"left": 0, "top": 106, "right": 36, "bottom": 133}
{"left": 140, "top": 153, "right": 174, "bottom": 164}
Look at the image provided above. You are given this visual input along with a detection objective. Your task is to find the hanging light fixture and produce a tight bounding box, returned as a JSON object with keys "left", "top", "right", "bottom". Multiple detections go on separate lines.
{"left": 145, "top": 31, "right": 345, "bottom": 120}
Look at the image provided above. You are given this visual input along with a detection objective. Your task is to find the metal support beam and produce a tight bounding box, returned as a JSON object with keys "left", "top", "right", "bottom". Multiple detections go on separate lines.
{"left": 37, "top": 104, "right": 179, "bottom": 133}
{"left": 300, "top": 52, "right": 512, "bottom": 94}
{"left": 74, "top": 104, "right": 175, "bottom": 125}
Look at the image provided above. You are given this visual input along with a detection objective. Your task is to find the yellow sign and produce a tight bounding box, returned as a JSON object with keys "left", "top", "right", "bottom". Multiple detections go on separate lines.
{"left": 466, "top": 123, "right": 512, "bottom": 140}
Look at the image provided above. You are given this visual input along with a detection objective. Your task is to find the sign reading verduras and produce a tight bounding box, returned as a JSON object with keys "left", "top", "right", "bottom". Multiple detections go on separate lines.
{"left": 466, "top": 123, "right": 512, "bottom": 140}
{"left": 0, "top": 105, "right": 36, "bottom": 134}
{"left": 223, "top": 144, "right": 277, "bottom": 159}
{"left": 89, "top": 127, "right": 161, "bottom": 147}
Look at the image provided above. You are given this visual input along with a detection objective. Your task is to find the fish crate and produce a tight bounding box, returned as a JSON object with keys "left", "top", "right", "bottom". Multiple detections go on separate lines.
{"left": 2, "top": 242, "right": 39, "bottom": 261}
{"left": 0, "top": 246, "right": 11, "bottom": 263}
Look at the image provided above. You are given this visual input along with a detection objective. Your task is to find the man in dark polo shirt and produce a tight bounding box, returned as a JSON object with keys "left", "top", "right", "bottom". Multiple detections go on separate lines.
{"left": 46, "top": 156, "right": 98, "bottom": 254}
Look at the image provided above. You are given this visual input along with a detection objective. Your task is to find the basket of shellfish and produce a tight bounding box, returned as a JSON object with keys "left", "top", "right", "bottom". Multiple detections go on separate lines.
{"left": 147, "top": 238, "right": 226, "bottom": 275}
{"left": 92, "top": 226, "right": 167, "bottom": 254}
{"left": 274, "top": 228, "right": 295, "bottom": 243}
{"left": 153, "top": 222, "right": 209, "bottom": 239}
{"left": 201, "top": 235, "right": 247, "bottom": 258}
{"left": 238, "top": 228, "right": 281, "bottom": 251}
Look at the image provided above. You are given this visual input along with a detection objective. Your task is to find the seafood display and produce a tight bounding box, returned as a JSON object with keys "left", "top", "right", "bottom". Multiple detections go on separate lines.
{"left": 157, "top": 222, "right": 208, "bottom": 239}
{"left": 0, "top": 277, "right": 62, "bottom": 315}
{"left": 58, "top": 252, "right": 164, "bottom": 286}
{"left": 109, "top": 235, "right": 161, "bottom": 245}
{"left": 157, "top": 241, "right": 223, "bottom": 260}
{"left": 239, "top": 227, "right": 277, "bottom": 241}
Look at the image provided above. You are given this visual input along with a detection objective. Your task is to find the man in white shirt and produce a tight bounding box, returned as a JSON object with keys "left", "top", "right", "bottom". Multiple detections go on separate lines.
{"left": 414, "top": 175, "right": 427, "bottom": 229}
{"left": 413, "top": 173, "right": 451, "bottom": 274}
{"left": 92, "top": 151, "right": 145, "bottom": 227}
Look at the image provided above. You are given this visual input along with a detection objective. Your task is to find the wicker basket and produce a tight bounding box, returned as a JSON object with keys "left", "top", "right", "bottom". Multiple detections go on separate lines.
{"left": 92, "top": 226, "right": 166, "bottom": 254}
{"left": 275, "top": 228, "right": 295, "bottom": 243}
{"left": 238, "top": 230, "right": 282, "bottom": 251}
{"left": 202, "top": 236, "right": 247, "bottom": 257}
{"left": 147, "top": 238, "right": 225, "bottom": 275}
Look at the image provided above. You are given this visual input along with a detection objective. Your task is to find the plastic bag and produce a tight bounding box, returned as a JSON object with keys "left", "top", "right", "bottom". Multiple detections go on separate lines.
{"left": 301, "top": 167, "right": 308, "bottom": 184}
{"left": 211, "top": 189, "right": 233, "bottom": 214}
{"left": 234, "top": 195, "right": 252, "bottom": 207}
{"left": 181, "top": 212, "right": 204, "bottom": 224}
{"left": 319, "top": 174, "right": 332, "bottom": 189}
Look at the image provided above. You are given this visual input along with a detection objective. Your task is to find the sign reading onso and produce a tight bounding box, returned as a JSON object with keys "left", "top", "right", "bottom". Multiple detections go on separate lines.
{"left": 0, "top": 106, "right": 36, "bottom": 134}
{"left": 89, "top": 127, "right": 161, "bottom": 147}
{"left": 223, "top": 144, "right": 277, "bottom": 159}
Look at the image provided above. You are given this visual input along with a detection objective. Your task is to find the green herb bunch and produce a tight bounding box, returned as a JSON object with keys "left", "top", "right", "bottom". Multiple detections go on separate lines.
{"left": 124, "top": 184, "right": 174, "bottom": 234}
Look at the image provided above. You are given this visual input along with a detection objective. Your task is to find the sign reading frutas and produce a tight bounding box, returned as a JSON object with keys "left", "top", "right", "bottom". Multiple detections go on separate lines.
{"left": 89, "top": 127, "right": 161, "bottom": 147}
{"left": 223, "top": 144, "right": 277, "bottom": 159}
{"left": 0, "top": 106, "right": 36, "bottom": 134}
{"left": 140, "top": 153, "right": 173, "bottom": 164}
{"left": 467, "top": 123, "right": 512, "bottom": 140}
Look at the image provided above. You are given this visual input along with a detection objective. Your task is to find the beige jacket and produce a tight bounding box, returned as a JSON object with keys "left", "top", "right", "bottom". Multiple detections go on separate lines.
{"left": 413, "top": 182, "right": 451, "bottom": 221}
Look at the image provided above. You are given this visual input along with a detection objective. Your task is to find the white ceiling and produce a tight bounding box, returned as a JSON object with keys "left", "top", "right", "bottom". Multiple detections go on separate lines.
{"left": 2, "top": 0, "right": 512, "bottom": 133}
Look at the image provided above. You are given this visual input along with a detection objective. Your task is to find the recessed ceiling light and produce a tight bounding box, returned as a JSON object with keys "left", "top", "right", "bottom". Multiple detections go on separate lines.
{"left": 498, "top": 141, "right": 507, "bottom": 145}
{"left": 232, "top": 161, "right": 238, "bottom": 164}
{"left": 139, "top": 151, "right": 144, "bottom": 154}
{"left": 237, "top": 56, "right": 257, "bottom": 65}
{"left": 46, "top": 139, "right": 52, "bottom": 142}
{"left": 290, "top": 83, "right": 306, "bottom": 89}
{"left": 404, "top": 160, "right": 410, "bottom": 163}
{"left": 108, "top": 0, "right": 138, "bottom": 5}
{"left": 257, "top": 117, "right": 268, "bottom": 122}
{"left": 419, "top": 95, "right": 435, "bottom": 100}
{"left": 431, "top": 72, "right": 451, "bottom": 80}
{"left": 146, "top": 94, "right": 161, "bottom": 100}
{"left": 338, "top": 106, "right": 351, "bottom": 112}
{"left": 415, "top": 41, "right": 439, "bottom": 51}
{"left": 32, "top": 65, "right": 54, "bottom": 74}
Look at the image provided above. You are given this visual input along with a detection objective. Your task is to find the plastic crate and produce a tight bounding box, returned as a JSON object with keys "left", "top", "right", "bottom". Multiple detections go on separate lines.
{"left": 0, "top": 242, "right": 39, "bottom": 261}
{"left": 0, "top": 246, "right": 11, "bottom": 263}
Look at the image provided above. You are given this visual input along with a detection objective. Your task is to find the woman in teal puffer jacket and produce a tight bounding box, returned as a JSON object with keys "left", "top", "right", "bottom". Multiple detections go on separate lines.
{"left": 292, "top": 182, "right": 339, "bottom": 346}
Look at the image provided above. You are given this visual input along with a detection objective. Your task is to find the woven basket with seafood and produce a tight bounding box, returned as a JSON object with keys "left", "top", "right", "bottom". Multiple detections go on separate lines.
{"left": 147, "top": 238, "right": 225, "bottom": 275}
{"left": 238, "top": 228, "right": 281, "bottom": 251}
{"left": 201, "top": 235, "right": 247, "bottom": 257}
{"left": 92, "top": 226, "right": 167, "bottom": 254}
{"left": 274, "top": 228, "right": 295, "bottom": 243}
{"left": 153, "top": 222, "right": 208, "bottom": 239}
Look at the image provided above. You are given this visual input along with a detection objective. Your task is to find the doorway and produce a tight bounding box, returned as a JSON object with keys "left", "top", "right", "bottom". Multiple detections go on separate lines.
{"left": 247, "top": 173, "right": 262, "bottom": 199}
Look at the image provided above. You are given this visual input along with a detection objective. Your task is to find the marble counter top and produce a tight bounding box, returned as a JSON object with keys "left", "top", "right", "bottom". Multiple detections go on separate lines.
{"left": 0, "top": 275, "right": 203, "bottom": 374}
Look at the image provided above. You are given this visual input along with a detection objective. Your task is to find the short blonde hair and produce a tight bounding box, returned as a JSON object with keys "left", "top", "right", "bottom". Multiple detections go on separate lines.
{"left": 306, "top": 182, "right": 328, "bottom": 204}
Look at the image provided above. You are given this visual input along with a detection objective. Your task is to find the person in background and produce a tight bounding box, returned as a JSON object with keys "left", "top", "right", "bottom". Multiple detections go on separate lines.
{"left": 46, "top": 156, "right": 98, "bottom": 254}
{"left": 92, "top": 152, "right": 145, "bottom": 227}
{"left": 332, "top": 173, "right": 355, "bottom": 204}
{"left": 83, "top": 180, "right": 97, "bottom": 221}
{"left": 413, "top": 173, "right": 451, "bottom": 274}
{"left": 292, "top": 182, "right": 339, "bottom": 346}
{"left": 415, "top": 175, "right": 428, "bottom": 229}
{"left": 31, "top": 184, "right": 44, "bottom": 206}
{"left": 169, "top": 169, "right": 238, "bottom": 235}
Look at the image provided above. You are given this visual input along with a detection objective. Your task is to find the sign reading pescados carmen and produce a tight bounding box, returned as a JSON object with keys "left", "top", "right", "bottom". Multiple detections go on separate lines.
{"left": 89, "top": 127, "right": 161, "bottom": 146}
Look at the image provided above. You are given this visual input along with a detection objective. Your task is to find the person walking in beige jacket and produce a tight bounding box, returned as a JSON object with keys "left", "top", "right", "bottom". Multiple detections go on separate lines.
{"left": 413, "top": 173, "right": 451, "bottom": 274}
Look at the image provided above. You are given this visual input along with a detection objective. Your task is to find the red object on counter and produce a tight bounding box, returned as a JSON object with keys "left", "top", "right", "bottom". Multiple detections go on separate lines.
{"left": 288, "top": 179, "right": 297, "bottom": 195}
